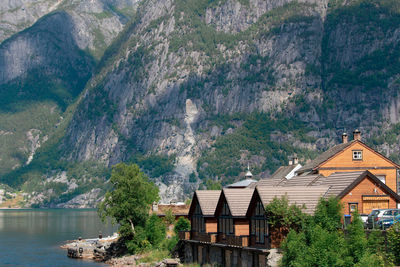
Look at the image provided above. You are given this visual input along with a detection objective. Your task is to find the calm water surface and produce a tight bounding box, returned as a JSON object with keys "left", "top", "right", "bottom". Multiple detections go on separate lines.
{"left": 0, "top": 209, "right": 117, "bottom": 267}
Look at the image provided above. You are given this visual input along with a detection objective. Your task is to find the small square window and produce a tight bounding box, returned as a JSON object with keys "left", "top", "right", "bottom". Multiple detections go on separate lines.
{"left": 353, "top": 150, "right": 363, "bottom": 160}
{"left": 349, "top": 203, "right": 358, "bottom": 213}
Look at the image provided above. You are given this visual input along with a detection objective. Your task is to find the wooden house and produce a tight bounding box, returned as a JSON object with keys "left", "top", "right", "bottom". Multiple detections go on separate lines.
{"left": 214, "top": 188, "right": 254, "bottom": 247}
{"left": 296, "top": 130, "right": 400, "bottom": 193}
{"left": 182, "top": 188, "right": 269, "bottom": 266}
{"left": 246, "top": 186, "right": 330, "bottom": 248}
{"left": 279, "top": 171, "right": 400, "bottom": 215}
{"left": 187, "top": 190, "right": 221, "bottom": 242}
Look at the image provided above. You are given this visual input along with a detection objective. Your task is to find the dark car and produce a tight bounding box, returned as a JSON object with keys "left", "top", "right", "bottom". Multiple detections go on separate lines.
{"left": 366, "top": 209, "right": 400, "bottom": 229}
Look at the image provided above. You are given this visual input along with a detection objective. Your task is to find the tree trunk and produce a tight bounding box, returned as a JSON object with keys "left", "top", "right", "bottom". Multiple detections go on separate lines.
{"left": 128, "top": 219, "right": 135, "bottom": 234}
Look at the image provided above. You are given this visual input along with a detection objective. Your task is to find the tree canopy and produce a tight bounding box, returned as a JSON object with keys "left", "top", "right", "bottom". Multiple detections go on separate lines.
{"left": 98, "top": 163, "right": 159, "bottom": 238}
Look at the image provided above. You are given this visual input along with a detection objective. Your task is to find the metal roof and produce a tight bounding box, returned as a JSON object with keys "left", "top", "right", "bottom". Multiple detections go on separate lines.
{"left": 226, "top": 179, "right": 257, "bottom": 188}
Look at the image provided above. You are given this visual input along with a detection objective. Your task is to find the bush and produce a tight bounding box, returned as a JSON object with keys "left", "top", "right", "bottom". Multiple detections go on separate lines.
{"left": 313, "top": 196, "right": 343, "bottom": 232}
{"left": 146, "top": 214, "right": 166, "bottom": 247}
{"left": 174, "top": 217, "right": 191, "bottom": 235}
{"left": 164, "top": 209, "right": 175, "bottom": 225}
{"left": 388, "top": 222, "right": 400, "bottom": 265}
{"left": 281, "top": 197, "right": 387, "bottom": 266}
{"left": 126, "top": 226, "right": 151, "bottom": 253}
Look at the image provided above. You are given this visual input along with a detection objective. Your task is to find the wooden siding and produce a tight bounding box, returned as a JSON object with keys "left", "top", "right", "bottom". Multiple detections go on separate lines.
{"left": 234, "top": 219, "right": 250, "bottom": 236}
{"left": 205, "top": 218, "right": 217, "bottom": 233}
{"left": 340, "top": 176, "right": 397, "bottom": 215}
{"left": 318, "top": 142, "right": 398, "bottom": 192}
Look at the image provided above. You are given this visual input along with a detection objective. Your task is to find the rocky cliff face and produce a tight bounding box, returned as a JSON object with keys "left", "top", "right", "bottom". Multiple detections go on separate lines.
{"left": 0, "top": 0, "right": 138, "bottom": 182}
{"left": 3, "top": 0, "right": 400, "bottom": 206}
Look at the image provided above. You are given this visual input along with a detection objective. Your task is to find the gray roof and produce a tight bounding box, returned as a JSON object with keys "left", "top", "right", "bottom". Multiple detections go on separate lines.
{"left": 297, "top": 141, "right": 354, "bottom": 173}
{"left": 257, "top": 177, "right": 286, "bottom": 187}
{"left": 223, "top": 188, "right": 254, "bottom": 217}
{"left": 226, "top": 179, "right": 257, "bottom": 188}
{"left": 270, "top": 165, "right": 298, "bottom": 179}
{"left": 312, "top": 172, "right": 365, "bottom": 197}
{"left": 195, "top": 190, "right": 221, "bottom": 216}
{"left": 256, "top": 186, "right": 330, "bottom": 214}
{"left": 280, "top": 174, "right": 321, "bottom": 187}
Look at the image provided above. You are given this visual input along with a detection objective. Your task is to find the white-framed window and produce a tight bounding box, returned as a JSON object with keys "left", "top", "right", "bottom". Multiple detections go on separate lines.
{"left": 376, "top": 175, "right": 386, "bottom": 184}
{"left": 352, "top": 150, "right": 363, "bottom": 160}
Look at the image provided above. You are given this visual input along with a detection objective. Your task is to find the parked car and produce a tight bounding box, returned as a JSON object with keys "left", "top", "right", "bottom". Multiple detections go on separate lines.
{"left": 366, "top": 209, "right": 400, "bottom": 229}
{"left": 377, "top": 214, "right": 400, "bottom": 229}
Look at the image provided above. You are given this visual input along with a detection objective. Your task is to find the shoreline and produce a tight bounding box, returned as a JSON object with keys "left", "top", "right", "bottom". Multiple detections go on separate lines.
{"left": 61, "top": 236, "right": 180, "bottom": 266}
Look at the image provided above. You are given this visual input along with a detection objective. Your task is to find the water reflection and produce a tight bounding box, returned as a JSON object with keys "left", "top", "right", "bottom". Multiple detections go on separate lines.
{"left": 0, "top": 209, "right": 117, "bottom": 266}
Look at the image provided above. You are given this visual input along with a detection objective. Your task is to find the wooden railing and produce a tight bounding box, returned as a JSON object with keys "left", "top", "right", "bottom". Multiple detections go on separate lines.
{"left": 217, "top": 233, "right": 249, "bottom": 247}
{"left": 178, "top": 231, "right": 190, "bottom": 240}
{"left": 190, "top": 232, "right": 218, "bottom": 243}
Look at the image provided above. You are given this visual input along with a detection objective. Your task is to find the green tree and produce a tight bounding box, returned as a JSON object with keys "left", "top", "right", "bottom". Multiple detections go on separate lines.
{"left": 146, "top": 214, "right": 166, "bottom": 246}
{"left": 346, "top": 212, "right": 368, "bottom": 263}
{"left": 388, "top": 222, "right": 400, "bottom": 265}
{"left": 98, "top": 163, "right": 159, "bottom": 239}
{"left": 164, "top": 208, "right": 175, "bottom": 225}
{"left": 174, "top": 217, "right": 191, "bottom": 235}
{"left": 264, "top": 195, "right": 308, "bottom": 232}
{"left": 314, "top": 196, "right": 343, "bottom": 232}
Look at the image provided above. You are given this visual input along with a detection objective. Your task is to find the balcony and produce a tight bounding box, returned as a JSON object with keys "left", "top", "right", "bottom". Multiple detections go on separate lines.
{"left": 178, "top": 231, "right": 190, "bottom": 240}
{"left": 179, "top": 231, "right": 218, "bottom": 243}
{"left": 217, "top": 233, "right": 249, "bottom": 247}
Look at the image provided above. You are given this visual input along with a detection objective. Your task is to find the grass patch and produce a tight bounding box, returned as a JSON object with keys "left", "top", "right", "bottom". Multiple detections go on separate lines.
{"left": 137, "top": 249, "right": 170, "bottom": 264}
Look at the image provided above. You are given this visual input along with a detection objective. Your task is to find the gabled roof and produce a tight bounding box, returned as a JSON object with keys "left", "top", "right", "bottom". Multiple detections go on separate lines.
{"left": 189, "top": 190, "right": 221, "bottom": 216}
{"left": 297, "top": 140, "right": 400, "bottom": 174}
{"left": 270, "top": 164, "right": 302, "bottom": 180}
{"left": 220, "top": 188, "right": 254, "bottom": 217}
{"left": 314, "top": 171, "right": 400, "bottom": 202}
{"left": 254, "top": 186, "right": 330, "bottom": 214}
{"left": 297, "top": 141, "right": 354, "bottom": 173}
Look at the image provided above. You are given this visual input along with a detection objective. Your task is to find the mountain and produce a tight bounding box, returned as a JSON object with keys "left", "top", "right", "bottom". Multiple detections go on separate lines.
{"left": 2, "top": 0, "right": 400, "bottom": 207}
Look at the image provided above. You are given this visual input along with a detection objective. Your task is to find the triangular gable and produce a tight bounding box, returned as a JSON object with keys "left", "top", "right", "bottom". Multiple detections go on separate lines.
{"left": 337, "top": 171, "right": 400, "bottom": 202}
{"left": 245, "top": 187, "right": 264, "bottom": 217}
{"left": 302, "top": 140, "right": 400, "bottom": 172}
{"left": 214, "top": 190, "right": 233, "bottom": 217}
{"left": 188, "top": 192, "right": 201, "bottom": 217}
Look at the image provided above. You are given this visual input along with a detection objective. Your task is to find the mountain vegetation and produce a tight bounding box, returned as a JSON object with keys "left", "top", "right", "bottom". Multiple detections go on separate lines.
{"left": 2, "top": 0, "right": 400, "bottom": 206}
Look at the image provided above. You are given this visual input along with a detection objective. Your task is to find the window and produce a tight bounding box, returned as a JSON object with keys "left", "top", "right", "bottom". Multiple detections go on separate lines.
{"left": 192, "top": 203, "right": 205, "bottom": 232}
{"left": 376, "top": 175, "right": 386, "bottom": 184}
{"left": 352, "top": 150, "right": 363, "bottom": 160}
{"left": 251, "top": 201, "right": 267, "bottom": 244}
{"left": 384, "top": 210, "right": 393, "bottom": 216}
{"left": 349, "top": 203, "right": 358, "bottom": 213}
{"left": 218, "top": 202, "right": 234, "bottom": 235}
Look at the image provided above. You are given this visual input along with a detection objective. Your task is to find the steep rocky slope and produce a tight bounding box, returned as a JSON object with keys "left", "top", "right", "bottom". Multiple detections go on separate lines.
{"left": 3, "top": 0, "right": 400, "bottom": 206}
{"left": 0, "top": 0, "right": 139, "bottom": 180}
{"left": 59, "top": 0, "right": 400, "bottom": 203}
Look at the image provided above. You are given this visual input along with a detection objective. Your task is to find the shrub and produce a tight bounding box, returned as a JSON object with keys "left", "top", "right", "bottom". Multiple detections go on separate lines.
{"left": 164, "top": 209, "right": 175, "bottom": 225}
{"left": 146, "top": 214, "right": 166, "bottom": 247}
{"left": 388, "top": 222, "right": 400, "bottom": 265}
{"left": 174, "top": 217, "right": 191, "bottom": 235}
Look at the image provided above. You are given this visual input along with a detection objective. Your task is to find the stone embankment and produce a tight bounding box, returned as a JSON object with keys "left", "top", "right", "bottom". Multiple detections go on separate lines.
{"left": 61, "top": 233, "right": 119, "bottom": 261}
{"left": 61, "top": 234, "right": 180, "bottom": 266}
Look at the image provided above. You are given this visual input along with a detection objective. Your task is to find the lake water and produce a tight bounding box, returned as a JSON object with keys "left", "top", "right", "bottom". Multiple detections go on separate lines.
{"left": 0, "top": 209, "right": 117, "bottom": 267}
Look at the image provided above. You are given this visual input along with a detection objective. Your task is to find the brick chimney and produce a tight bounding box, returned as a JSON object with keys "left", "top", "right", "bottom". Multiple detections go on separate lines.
{"left": 342, "top": 133, "right": 348, "bottom": 144}
{"left": 293, "top": 156, "right": 299, "bottom": 165}
{"left": 353, "top": 129, "right": 361, "bottom": 141}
